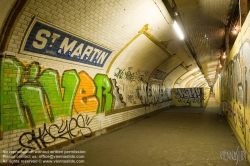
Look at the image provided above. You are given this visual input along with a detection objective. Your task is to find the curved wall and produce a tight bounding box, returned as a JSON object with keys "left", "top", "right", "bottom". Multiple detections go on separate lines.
{"left": 0, "top": 0, "right": 208, "bottom": 158}
{"left": 214, "top": 12, "right": 250, "bottom": 160}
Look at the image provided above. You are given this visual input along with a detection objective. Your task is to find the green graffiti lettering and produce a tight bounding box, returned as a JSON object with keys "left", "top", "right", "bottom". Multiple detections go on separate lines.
{"left": 20, "top": 84, "right": 51, "bottom": 126}
{"left": 94, "top": 74, "right": 113, "bottom": 114}
{"left": 19, "top": 62, "right": 53, "bottom": 127}
{"left": 28, "top": 62, "right": 40, "bottom": 80}
{"left": 0, "top": 57, "right": 27, "bottom": 132}
{"left": 38, "top": 69, "right": 80, "bottom": 117}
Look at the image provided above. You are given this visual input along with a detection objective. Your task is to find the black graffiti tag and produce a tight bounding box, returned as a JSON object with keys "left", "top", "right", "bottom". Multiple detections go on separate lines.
{"left": 18, "top": 114, "right": 94, "bottom": 152}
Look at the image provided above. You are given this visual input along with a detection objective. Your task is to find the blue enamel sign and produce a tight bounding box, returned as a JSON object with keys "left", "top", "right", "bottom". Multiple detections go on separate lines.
{"left": 23, "top": 20, "right": 112, "bottom": 67}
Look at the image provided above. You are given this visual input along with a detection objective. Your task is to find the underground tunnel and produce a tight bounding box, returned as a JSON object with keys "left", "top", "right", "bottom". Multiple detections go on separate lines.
{"left": 0, "top": 0, "right": 250, "bottom": 165}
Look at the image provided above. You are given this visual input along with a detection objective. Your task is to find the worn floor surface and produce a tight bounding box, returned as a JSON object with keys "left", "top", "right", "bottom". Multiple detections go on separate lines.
{"left": 28, "top": 95, "right": 250, "bottom": 166}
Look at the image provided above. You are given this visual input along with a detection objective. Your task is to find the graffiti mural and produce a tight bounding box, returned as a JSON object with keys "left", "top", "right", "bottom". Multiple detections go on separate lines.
{"left": 0, "top": 56, "right": 172, "bottom": 158}
{"left": 111, "top": 79, "right": 126, "bottom": 109}
{"left": 0, "top": 56, "right": 113, "bottom": 134}
{"left": 112, "top": 67, "right": 170, "bottom": 108}
{"left": 0, "top": 57, "right": 171, "bottom": 136}
{"left": 172, "top": 88, "right": 205, "bottom": 107}
{"left": 114, "top": 67, "right": 150, "bottom": 83}
{"left": 94, "top": 74, "right": 113, "bottom": 114}
{"left": 18, "top": 114, "right": 93, "bottom": 151}
{"left": 219, "top": 40, "right": 250, "bottom": 152}
{"left": 114, "top": 68, "right": 135, "bottom": 82}
{"left": 5, "top": 114, "right": 94, "bottom": 159}
{"left": 137, "top": 81, "right": 169, "bottom": 105}
{"left": 74, "top": 71, "right": 98, "bottom": 113}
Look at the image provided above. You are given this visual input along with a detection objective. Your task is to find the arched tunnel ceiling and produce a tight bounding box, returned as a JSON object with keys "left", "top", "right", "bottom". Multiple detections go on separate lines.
{"left": 0, "top": 0, "right": 237, "bottom": 88}
{"left": 173, "top": 0, "right": 238, "bottom": 87}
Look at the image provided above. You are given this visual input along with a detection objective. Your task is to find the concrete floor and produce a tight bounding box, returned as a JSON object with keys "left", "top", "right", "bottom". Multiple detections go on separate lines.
{"left": 28, "top": 95, "right": 250, "bottom": 166}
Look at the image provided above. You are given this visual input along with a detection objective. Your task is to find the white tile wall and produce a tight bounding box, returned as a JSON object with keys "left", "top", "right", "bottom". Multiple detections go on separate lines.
{"left": 0, "top": 0, "right": 174, "bottom": 161}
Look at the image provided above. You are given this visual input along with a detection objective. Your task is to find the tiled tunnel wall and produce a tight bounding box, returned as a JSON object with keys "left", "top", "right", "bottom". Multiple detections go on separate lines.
{"left": 214, "top": 12, "right": 250, "bottom": 160}
{"left": 172, "top": 88, "right": 210, "bottom": 107}
{"left": 0, "top": 0, "right": 175, "bottom": 158}
{"left": 1, "top": 0, "right": 248, "bottom": 162}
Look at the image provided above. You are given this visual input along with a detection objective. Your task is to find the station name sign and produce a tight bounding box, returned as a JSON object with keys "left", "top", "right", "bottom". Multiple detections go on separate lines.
{"left": 22, "top": 19, "right": 112, "bottom": 67}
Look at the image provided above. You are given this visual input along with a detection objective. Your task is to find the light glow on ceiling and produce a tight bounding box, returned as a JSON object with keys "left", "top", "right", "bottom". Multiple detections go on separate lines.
{"left": 173, "top": 21, "right": 184, "bottom": 40}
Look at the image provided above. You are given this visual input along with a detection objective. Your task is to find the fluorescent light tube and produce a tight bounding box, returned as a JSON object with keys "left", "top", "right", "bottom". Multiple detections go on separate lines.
{"left": 173, "top": 21, "right": 184, "bottom": 40}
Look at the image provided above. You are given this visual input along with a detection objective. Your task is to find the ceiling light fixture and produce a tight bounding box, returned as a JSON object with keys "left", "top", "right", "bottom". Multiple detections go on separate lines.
{"left": 173, "top": 21, "right": 184, "bottom": 40}
{"left": 222, "top": 52, "right": 227, "bottom": 59}
{"left": 232, "top": 28, "right": 238, "bottom": 34}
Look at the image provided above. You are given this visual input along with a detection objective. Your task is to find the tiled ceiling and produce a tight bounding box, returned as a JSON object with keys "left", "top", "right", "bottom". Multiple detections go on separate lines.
{"left": 171, "top": 0, "right": 238, "bottom": 86}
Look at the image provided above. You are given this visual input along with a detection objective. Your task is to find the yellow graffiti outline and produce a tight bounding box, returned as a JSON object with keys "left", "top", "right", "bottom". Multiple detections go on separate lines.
{"left": 106, "top": 24, "right": 174, "bottom": 83}
{"left": 106, "top": 24, "right": 149, "bottom": 74}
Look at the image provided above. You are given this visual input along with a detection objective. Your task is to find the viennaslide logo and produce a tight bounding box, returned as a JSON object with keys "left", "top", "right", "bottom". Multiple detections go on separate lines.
{"left": 220, "top": 146, "right": 247, "bottom": 165}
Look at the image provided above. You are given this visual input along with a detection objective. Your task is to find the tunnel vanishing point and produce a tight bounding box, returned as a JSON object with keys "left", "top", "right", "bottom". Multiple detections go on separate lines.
{"left": 0, "top": 0, "right": 250, "bottom": 165}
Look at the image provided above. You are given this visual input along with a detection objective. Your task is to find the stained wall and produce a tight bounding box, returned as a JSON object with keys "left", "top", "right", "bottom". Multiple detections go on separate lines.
{"left": 214, "top": 12, "right": 250, "bottom": 160}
